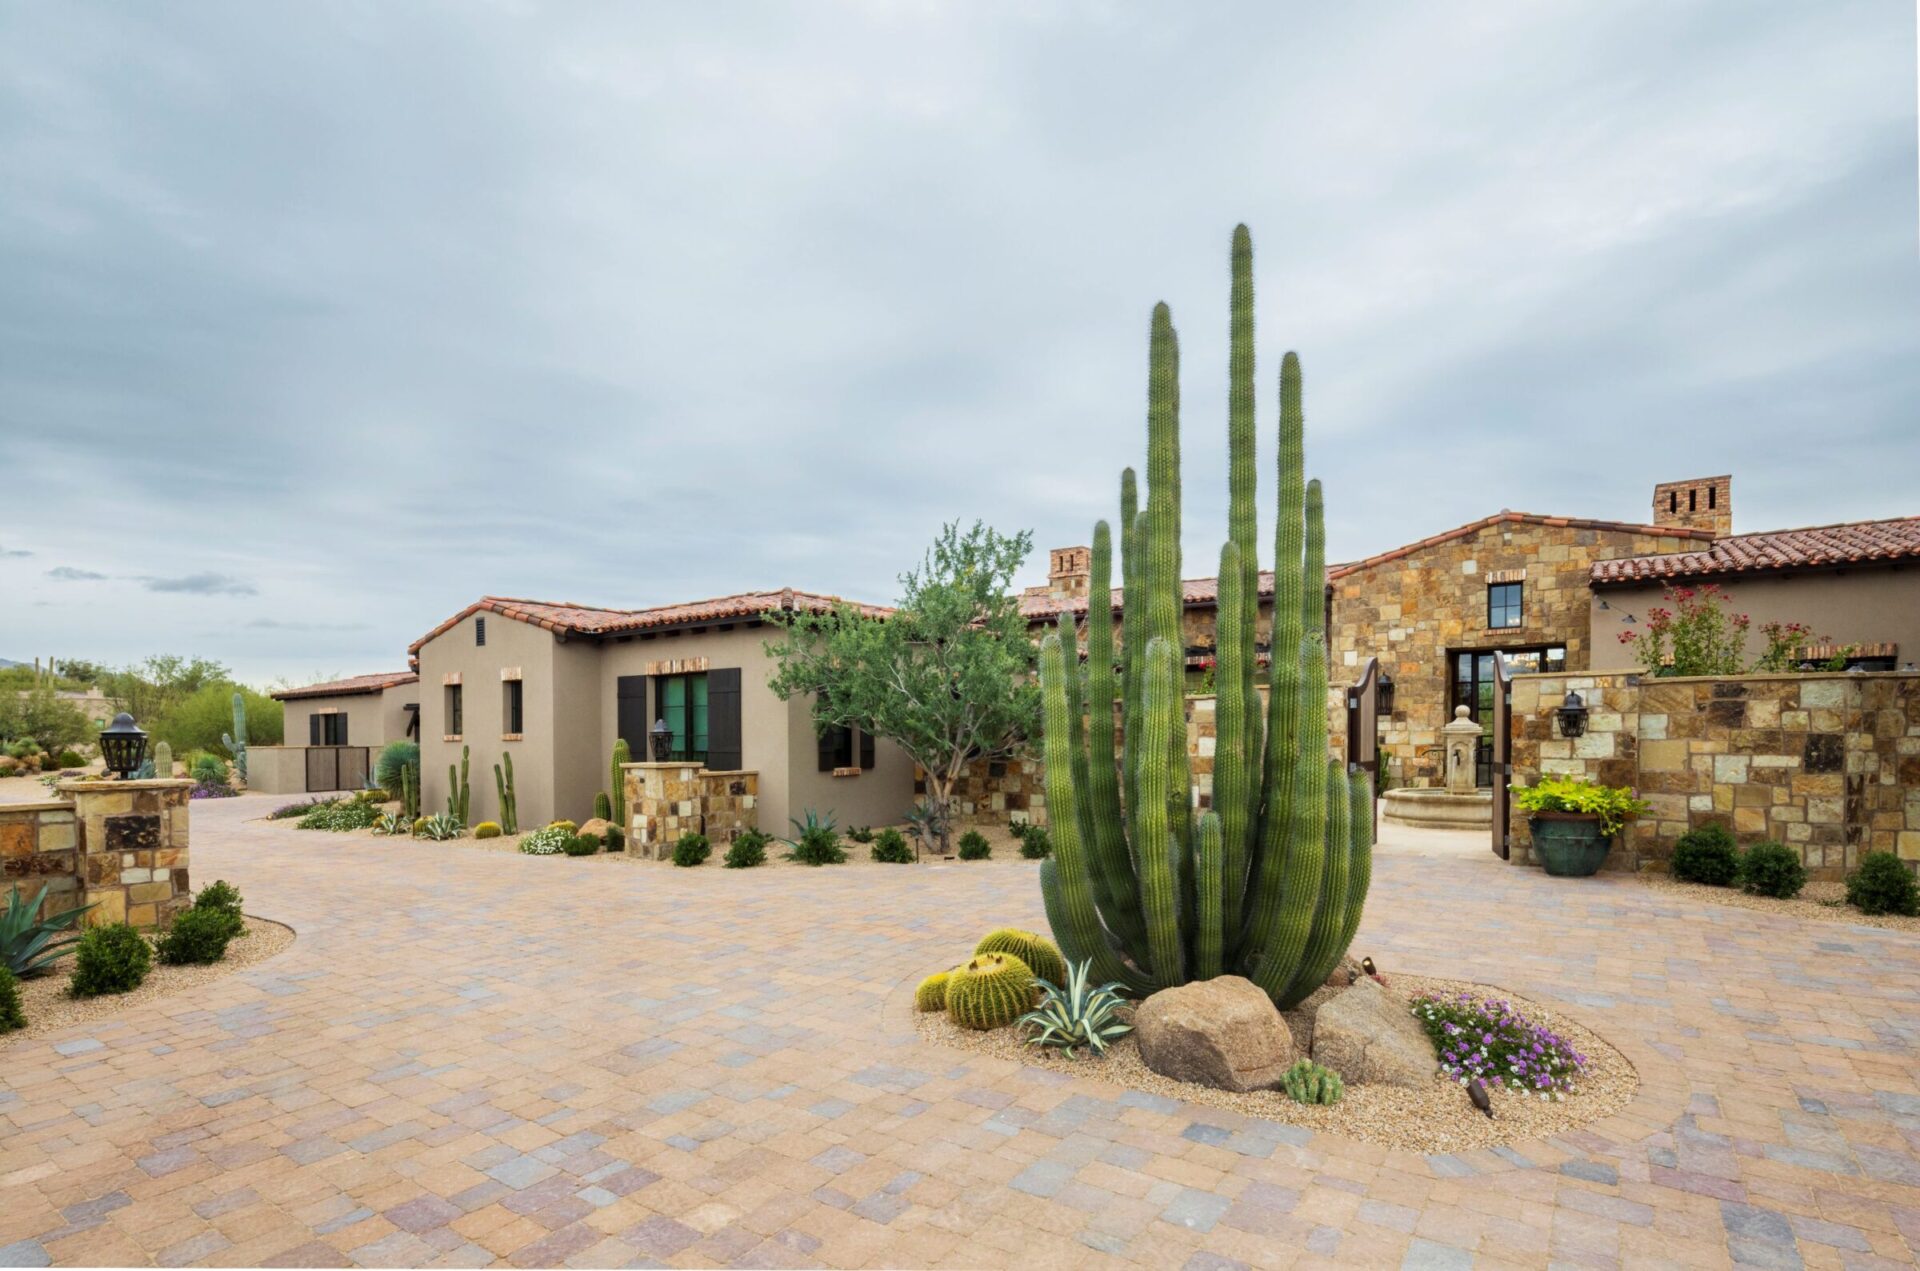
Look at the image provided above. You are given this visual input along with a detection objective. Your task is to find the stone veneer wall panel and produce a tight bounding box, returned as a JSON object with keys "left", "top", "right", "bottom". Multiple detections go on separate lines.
{"left": 5, "top": 781, "right": 194, "bottom": 926}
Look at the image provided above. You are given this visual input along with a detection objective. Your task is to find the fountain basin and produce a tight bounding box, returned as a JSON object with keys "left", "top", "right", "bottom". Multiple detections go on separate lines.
{"left": 1382, "top": 787, "right": 1492, "bottom": 830}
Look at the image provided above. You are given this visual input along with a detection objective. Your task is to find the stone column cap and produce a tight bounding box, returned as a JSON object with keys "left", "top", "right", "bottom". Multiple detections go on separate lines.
{"left": 56, "top": 778, "right": 195, "bottom": 793}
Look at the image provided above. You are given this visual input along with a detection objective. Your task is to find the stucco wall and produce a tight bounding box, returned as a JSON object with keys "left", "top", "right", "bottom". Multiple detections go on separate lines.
{"left": 1590, "top": 566, "right": 1920, "bottom": 672}
{"left": 419, "top": 613, "right": 559, "bottom": 827}
{"left": 279, "top": 689, "right": 413, "bottom": 754}
{"left": 1506, "top": 669, "right": 1919, "bottom": 878}
{"left": 1328, "top": 520, "right": 1701, "bottom": 787}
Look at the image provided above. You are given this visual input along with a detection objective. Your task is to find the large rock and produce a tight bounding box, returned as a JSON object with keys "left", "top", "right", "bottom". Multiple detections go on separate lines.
{"left": 1310, "top": 976, "right": 1435, "bottom": 1087}
{"left": 577, "top": 818, "right": 614, "bottom": 840}
{"left": 1135, "top": 975, "right": 1295, "bottom": 1093}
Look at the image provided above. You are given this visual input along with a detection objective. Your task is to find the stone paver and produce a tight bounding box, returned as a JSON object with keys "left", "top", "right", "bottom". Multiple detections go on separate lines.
{"left": 2, "top": 795, "right": 1918, "bottom": 1267}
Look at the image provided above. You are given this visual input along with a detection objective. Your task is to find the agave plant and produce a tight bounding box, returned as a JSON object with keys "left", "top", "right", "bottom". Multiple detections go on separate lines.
{"left": 372, "top": 812, "right": 410, "bottom": 836}
{"left": 1017, "top": 959, "right": 1133, "bottom": 1059}
{"left": 2, "top": 884, "right": 97, "bottom": 977}
{"left": 901, "top": 800, "right": 946, "bottom": 857}
{"left": 415, "top": 812, "right": 463, "bottom": 841}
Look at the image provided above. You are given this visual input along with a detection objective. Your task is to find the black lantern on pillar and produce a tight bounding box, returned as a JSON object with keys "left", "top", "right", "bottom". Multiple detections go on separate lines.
{"left": 99, "top": 712, "right": 149, "bottom": 778}
{"left": 1376, "top": 672, "right": 1395, "bottom": 716}
{"left": 1556, "top": 691, "right": 1589, "bottom": 738}
{"left": 650, "top": 717, "right": 673, "bottom": 762}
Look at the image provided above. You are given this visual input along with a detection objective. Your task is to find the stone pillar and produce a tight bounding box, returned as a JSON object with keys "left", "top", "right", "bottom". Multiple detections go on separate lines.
{"left": 57, "top": 779, "right": 194, "bottom": 927}
{"left": 1441, "top": 706, "right": 1483, "bottom": 795}
{"left": 624, "top": 762, "right": 702, "bottom": 860}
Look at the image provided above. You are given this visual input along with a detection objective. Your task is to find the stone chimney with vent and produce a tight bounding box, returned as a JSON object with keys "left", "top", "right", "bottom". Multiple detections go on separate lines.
{"left": 1047, "top": 546, "right": 1092, "bottom": 601}
{"left": 1652, "top": 475, "right": 1731, "bottom": 536}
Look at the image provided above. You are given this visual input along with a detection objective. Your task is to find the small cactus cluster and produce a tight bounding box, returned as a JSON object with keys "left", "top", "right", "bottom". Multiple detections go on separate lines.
{"left": 914, "top": 970, "right": 954, "bottom": 1012}
{"left": 945, "top": 953, "right": 1036, "bottom": 1031}
{"left": 594, "top": 791, "right": 611, "bottom": 821}
{"left": 975, "top": 928, "right": 1067, "bottom": 990}
{"left": 492, "top": 752, "right": 518, "bottom": 833}
{"left": 1279, "top": 1059, "right": 1344, "bottom": 1106}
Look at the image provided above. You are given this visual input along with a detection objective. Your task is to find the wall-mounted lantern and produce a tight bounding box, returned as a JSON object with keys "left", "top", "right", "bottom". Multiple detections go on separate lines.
{"left": 1376, "top": 672, "right": 1395, "bottom": 716}
{"left": 1556, "top": 691, "right": 1589, "bottom": 738}
{"left": 99, "top": 712, "right": 149, "bottom": 778}
{"left": 650, "top": 717, "right": 674, "bottom": 762}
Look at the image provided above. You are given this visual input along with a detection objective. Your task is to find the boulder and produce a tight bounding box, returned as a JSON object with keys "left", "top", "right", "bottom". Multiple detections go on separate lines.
{"left": 578, "top": 818, "right": 613, "bottom": 840}
{"left": 0, "top": 755, "right": 17, "bottom": 775}
{"left": 1310, "top": 976, "right": 1435, "bottom": 1087}
{"left": 1135, "top": 975, "right": 1295, "bottom": 1093}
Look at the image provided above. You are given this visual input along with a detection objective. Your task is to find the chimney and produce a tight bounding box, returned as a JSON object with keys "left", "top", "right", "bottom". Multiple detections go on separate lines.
{"left": 1047, "top": 546, "right": 1092, "bottom": 601}
{"left": 1652, "top": 475, "right": 1731, "bottom": 536}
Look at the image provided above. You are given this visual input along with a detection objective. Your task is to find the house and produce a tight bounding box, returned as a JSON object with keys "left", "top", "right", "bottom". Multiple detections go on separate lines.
{"left": 409, "top": 590, "right": 915, "bottom": 834}
{"left": 254, "top": 671, "right": 419, "bottom": 793}
{"left": 1026, "top": 476, "right": 1918, "bottom": 790}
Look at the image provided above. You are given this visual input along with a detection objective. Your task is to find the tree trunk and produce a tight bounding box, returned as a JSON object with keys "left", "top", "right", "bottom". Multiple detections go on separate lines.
{"left": 926, "top": 775, "right": 956, "bottom": 857}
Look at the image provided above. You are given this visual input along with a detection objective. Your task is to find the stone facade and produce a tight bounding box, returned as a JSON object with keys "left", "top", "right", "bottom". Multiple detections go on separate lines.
{"left": 3, "top": 779, "right": 193, "bottom": 926}
{"left": 1507, "top": 670, "right": 1919, "bottom": 878}
{"left": 1328, "top": 516, "right": 1703, "bottom": 787}
{"left": 620, "top": 762, "right": 759, "bottom": 859}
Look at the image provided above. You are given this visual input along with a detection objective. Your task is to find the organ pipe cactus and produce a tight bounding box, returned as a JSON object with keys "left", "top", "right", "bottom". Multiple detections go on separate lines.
{"left": 221, "top": 692, "right": 248, "bottom": 781}
{"left": 493, "top": 752, "right": 518, "bottom": 834}
{"left": 1039, "top": 225, "right": 1373, "bottom": 1010}
{"left": 447, "top": 745, "right": 470, "bottom": 826}
{"left": 610, "top": 739, "right": 630, "bottom": 831}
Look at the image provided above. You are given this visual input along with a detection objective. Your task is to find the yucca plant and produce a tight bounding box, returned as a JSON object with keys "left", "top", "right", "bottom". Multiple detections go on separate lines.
{"left": 1018, "top": 959, "right": 1133, "bottom": 1058}
{"left": 2, "top": 884, "right": 96, "bottom": 977}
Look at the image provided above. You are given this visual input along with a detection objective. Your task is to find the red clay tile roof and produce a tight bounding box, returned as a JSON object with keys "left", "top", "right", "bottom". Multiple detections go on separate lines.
{"left": 1021, "top": 572, "right": 1280, "bottom": 621}
{"left": 408, "top": 590, "right": 893, "bottom": 656}
{"left": 272, "top": 671, "right": 419, "bottom": 702}
{"left": 1326, "top": 511, "right": 1713, "bottom": 581}
{"left": 1590, "top": 516, "right": 1920, "bottom": 584}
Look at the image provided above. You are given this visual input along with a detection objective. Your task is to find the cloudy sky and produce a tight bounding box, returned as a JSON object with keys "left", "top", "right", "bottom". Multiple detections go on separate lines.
{"left": 2, "top": 2, "right": 1915, "bottom": 685}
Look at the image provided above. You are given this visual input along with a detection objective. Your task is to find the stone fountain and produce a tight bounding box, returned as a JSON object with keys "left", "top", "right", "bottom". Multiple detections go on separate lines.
{"left": 1381, "top": 705, "right": 1493, "bottom": 830}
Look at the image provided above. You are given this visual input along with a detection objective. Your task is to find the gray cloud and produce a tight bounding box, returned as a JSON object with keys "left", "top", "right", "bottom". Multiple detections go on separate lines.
{"left": 46, "top": 566, "right": 108, "bottom": 581}
{"left": 141, "top": 573, "right": 257, "bottom": 596}
{"left": 0, "top": 2, "right": 1913, "bottom": 683}
{"left": 246, "top": 618, "right": 368, "bottom": 631}
{"left": 0, "top": 546, "right": 30, "bottom": 558}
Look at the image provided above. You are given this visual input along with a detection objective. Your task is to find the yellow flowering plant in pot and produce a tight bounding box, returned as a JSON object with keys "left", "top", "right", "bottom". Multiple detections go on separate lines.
{"left": 1510, "top": 777, "right": 1650, "bottom": 877}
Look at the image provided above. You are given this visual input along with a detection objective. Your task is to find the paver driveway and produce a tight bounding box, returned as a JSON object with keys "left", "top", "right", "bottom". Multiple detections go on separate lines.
{"left": 3, "top": 796, "right": 1918, "bottom": 1269}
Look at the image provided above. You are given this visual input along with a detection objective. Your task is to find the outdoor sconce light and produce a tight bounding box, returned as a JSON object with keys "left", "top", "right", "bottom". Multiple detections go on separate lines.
{"left": 1376, "top": 672, "right": 1395, "bottom": 716}
{"left": 99, "top": 712, "right": 149, "bottom": 778}
{"left": 650, "top": 718, "right": 673, "bottom": 762}
{"left": 1556, "top": 691, "right": 1589, "bottom": 738}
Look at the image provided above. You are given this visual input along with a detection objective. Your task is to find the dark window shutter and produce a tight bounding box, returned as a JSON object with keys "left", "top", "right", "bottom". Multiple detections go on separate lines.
{"left": 818, "top": 725, "right": 837, "bottom": 772}
{"left": 706, "top": 668, "right": 742, "bottom": 770}
{"left": 337, "top": 714, "right": 349, "bottom": 745}
{"left": 616, "top": 676, "right": 647, "bottom": 756}
{"left": 309, "top": 714, "right": 321, "bottom": 745}
{"left": 859, "top": 729, "right": 875, "bottom": 770}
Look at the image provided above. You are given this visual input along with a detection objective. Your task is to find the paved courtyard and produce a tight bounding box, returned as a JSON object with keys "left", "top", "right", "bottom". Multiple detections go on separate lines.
{"left": 2, "top": 796, "right": 1918, "bottom": 1269}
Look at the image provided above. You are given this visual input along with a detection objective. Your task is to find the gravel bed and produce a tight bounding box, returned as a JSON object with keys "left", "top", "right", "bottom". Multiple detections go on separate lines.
{"left": 915, "top": 973, "right": 1637, "bottom": 1152}
{"left": 5, "top": 916, "right": 295, "bottom": 1049}
{"left": 1639, "top": 875, "right": 1920, "bottom": 933}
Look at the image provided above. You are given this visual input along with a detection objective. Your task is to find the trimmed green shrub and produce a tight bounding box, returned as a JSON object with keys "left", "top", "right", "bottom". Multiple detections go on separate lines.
{"left": 870, "top": 828, "right": 914, "bottom": 864}
{"left": 724, "top": 831, "right": 768, "bottom": 869}
{"left": 193, "top": 881, "right": 245, "bottom": 940}
{"left": 563, "top": 834, "right": 601, "bottom": 857}
{"left": 975, "top": 928, "right": 1067, "bottom": 988}
{"left": 1845, "top": 851, "right": 1920, "bottom": 916}
{"left": 297, "top": 800, "right": 380, "bottom": 832}
{"left": 957, "top": 830, "right": 991, "bottom": 860}
{"left": 673, "top": 833, "right": 711, "bottom": 867}
{"left": 1017, "top": 823, "right": 1051, "bottom": 860}
{"left": 56, "top": 750, "right": 86, "bottom": 769}
{"left": 787, "top": 813, "right": 846, "bottom": 866}
{"left": 847, "top": 825, "right": 874, "bottom": 844}
{"left": 946, "top": 952, "right": 1033, "bottom": 1030}
{"left": 1738, "top": 841, "right": 1806, "bottom": 899}
{"left": 602, "top": 824, "right": 624, "bottom": 852}
{"left": 474, "top": 821, "right": 502, "bottom": 839}
{"left": 1670, "top": 823, "right": 1738, "bottom": 886}
{"left": 0, "top": 966, "right": 21, "bottom": 1032}
{"left": 155, "top": 906, "right": 234, "bottom": 965}
{"left": 69, "top": 923, "right": 151, "bottom": 997}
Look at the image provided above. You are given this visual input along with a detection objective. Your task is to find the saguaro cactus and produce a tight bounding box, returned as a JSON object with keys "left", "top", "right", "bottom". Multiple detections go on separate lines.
{"left": 610, "top": 739, "right": 630, "bottom": 830}
{"left": 222, "top": 692, "right": 248, "bottom": 781}
{"left": 1039, "top": 225, "right": 1373, "bottom": 1009}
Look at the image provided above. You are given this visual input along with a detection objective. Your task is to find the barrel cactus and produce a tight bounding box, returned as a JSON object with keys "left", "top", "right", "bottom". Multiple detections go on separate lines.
{"left": 915, "top": 970, "right": 953, "bottom": 1012}
{"left": 974, "top": 928, "right": 1067, "bottom": 990}
{"left": 1039, "top": 225, "right": 1374, "bottom": 1010}
{"left": 945, "top": 952, "right": 1035, "bottom": 1030}
{"left": 1279, "top": 1059, "right": 1344, "bottom": 1106}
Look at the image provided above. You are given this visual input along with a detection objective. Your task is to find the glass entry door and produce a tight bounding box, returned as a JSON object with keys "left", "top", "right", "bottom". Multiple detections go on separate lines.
{"left": 1450, "top": 646, "right": 1565, "bottom": 786}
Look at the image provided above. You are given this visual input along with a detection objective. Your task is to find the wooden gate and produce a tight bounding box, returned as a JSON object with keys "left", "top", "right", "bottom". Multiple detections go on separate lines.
{"left": 1345, "top": 656, "right": 1381, "bottom": 837}
{"left": 305, "top": 746, "right": 370, "bottom": 793}
{"left": 1490, "top": 652, "right": 1512, "bottom": 859}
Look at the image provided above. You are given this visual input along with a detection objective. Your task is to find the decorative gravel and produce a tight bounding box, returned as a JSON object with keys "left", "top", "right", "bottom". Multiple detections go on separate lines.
{"left": 4, "top": 916, "right": 295, "bottom": 1049}
{"left": 1640, "top": 875, "right": 1920, "bottom": 933}
{"left": 915, "top": 972, "right": 1637, "bottom": 1152}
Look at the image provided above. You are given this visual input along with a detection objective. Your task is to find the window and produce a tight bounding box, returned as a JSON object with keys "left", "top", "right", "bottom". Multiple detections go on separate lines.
{"left": 476, "top": 618, "right": 486, "bottom": 647}
{"left": 821, "top": 721, "right": 853, "bottom": 770}
{"left": 655, "top": 672, "right": 708, "bottom": 763}
{"left": 445, "top": 684, "right": 463, "bottom": 737}
{"left": 503, "top": 680, "right": 523, "bottom": 735}
{"left": 1450, "top": 646, "right": 1565, "bottom": 786}
{"left": 1487, "top": 582, "right": 1523, "bottom": 630}
{"left": 309, "top": 713, "right": 348, "bottom": 745}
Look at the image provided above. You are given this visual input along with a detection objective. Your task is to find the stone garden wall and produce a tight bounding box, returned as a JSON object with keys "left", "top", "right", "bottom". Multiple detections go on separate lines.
{"left": 1508, "top": 670, "right": 1919, "bottom": 878}
{"left": 620, "top": 763, "right": 759, "bottom": 860}
{"left": 2, "top": 779, "right": 193, "bottom": 925}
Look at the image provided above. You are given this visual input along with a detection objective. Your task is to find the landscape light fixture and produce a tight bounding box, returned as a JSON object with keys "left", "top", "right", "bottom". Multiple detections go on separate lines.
{"left": 1556, "top": 691, "right": 1589, "bottom": 738}
{"left": 650, "top": 717, "right": 673, "bottom": 762}
{"left": 1376, "top": 672, "right": 1395, "bottom": 715}
{"left": 99, "top": 712, "right": 149, "bottom": 778}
